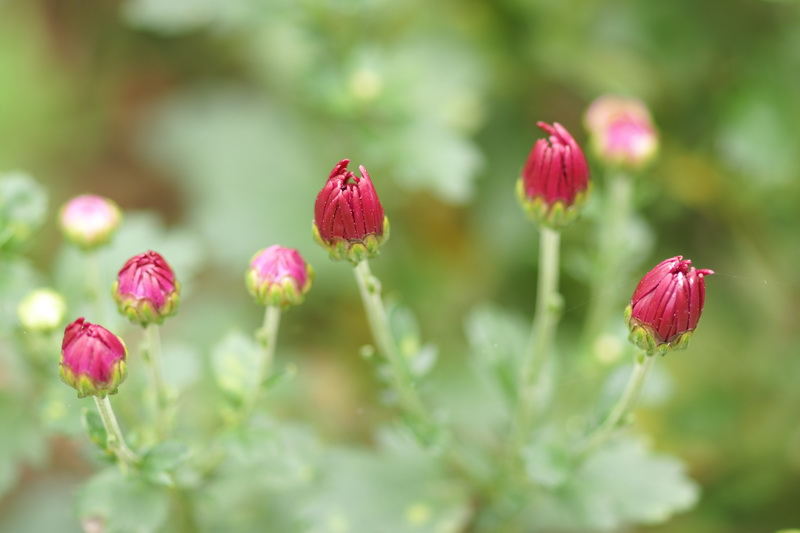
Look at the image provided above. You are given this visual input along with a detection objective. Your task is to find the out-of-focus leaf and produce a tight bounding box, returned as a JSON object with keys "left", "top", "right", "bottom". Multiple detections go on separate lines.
{"left": 77, "top": 467, "right": 170, "bottom": 533}
{"left": 0, "top": 392, "right": 47, "bottom": 499}
{"left": 81, "top": 409, "right": 109, "bottom": 453}
{"left": 211, "top": 330, "right": 261, "bottom": 407}
{"left": 465, "top": 304, "right": 528, "bottom": 406}
{"left": 305, "top": 443, "right": 471, "bottom": 533}
{"left": 0, "top": 172, "right": 47, "bottom": 253}
{"left": 387, "top": 301, "right": 438, "bottom": 378}
{"left": 527, "top": 435, "right": 699, "bottom": 531}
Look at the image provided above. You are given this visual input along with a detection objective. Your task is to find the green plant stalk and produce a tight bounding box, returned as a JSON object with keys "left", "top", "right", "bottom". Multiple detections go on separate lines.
{"left": 353, "top": 260, "right": 433, "bottom": 442}
{"left": 580, "top": 350, "right": 656, "bottom": 453}
{"left": 144, "top": 324, "right": 171, "bottom": 438}
{"left": 241, "top": 304, "right": 282, "bottom": 421}
{"left": 509, "top": 226, "right": 562, "bottom": 452}
{"left": 582, "top": 172, "right": 633, "bottom": 350}
{"left": 94, "top": 395, "right": 139, "bottom": 468}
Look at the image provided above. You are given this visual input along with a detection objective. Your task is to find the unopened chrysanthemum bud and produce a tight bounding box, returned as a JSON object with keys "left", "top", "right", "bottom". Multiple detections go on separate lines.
{"left": 516, "top": 122, "right": 591, "bottom": 229}
{"left": 246, "top": 245, "right": 314, "bottom": 308}
{"left": 59, "top": 195, "right": 122, "bottom": 251}
{"left": 625, "top": 256, "right": 714, "bottom": 355}
{"left": 584, "top": 95, "right": 659, "bottom": 171}
{"left": 17, "top": 288, "right": 67, "bottom": 333}
{"left": 60, "top": 318, "right": 128, "bottom": 398}
{"left": 113, "top": 251, "right": 180, "bottom": 326}
{"left": 313, "top": 159, "right": 390, "bottom": 263}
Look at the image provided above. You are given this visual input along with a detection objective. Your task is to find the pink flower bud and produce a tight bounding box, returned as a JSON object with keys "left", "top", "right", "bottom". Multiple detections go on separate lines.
{"left": 313, "top": 159, "right": 390, "bottom": 263}
{"left": 516, "top": 122, "right": 591, "bottom": 229}
{"left": 59, "top": 195, "right": 122, "bottom": 251}
{"left": 246, "top": 245, "right": 314, "bottom": 308}
{"left": 585, "top": 95, "right": 659, "bottom": 170}
{"left": 113, "top": 251, "right": 180, "bottom": 326}
{"left": 59, "top": 318, "right": 128, "bottom": 398}
{"left": 626, "top": 256, "right": 714, "bottom": 354}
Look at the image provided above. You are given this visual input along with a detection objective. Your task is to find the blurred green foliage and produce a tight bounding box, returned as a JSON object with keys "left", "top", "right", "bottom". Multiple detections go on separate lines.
{"left": 1, "top": 0, "right": 800, "bottom": 531}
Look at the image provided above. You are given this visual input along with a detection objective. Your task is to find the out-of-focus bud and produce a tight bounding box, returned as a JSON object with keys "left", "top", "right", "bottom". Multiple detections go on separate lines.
{"left": 625, "top": 256, "right": 714, "bottom": 355}
{"left": 60, "top": 318, "right": 128, "bottom": 398}
{"left": 584, "top": 95, "right": 659, "bottom": 171}
{"left": 516, "top": 122, "right": 591, "bottom": 229}
{"left": 246, "top": 245, "right": 314, "bottom": 308}
{"left": 113, "top": 251, "right": 180, "bottom": 326}
{"left": 59, "top": 195, "right": 122, "bottom": 251}
{"left": 17, "top": 288, "right": 67, "bottom": 333}
{"left": 313, "top": 159, "right": 390, "bottom": 264}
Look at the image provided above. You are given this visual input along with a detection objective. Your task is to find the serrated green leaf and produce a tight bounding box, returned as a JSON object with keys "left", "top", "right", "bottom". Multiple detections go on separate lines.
{"left": 77, "top": 468, "right": 170, "bottom": 533}
{"left": 527, "top": 435, "right": 699, "bottom": 531}
{"left": 81, "top": 409, "right": 109, "bottom": 452}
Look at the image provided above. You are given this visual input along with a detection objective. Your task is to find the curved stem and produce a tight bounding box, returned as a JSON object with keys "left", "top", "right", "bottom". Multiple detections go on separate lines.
{"left": 353, "top": 260, "right": 433, "bottom": 443}
{"left": 580, "top": 351, "right": 656, "bottom": 454}
{"left": 509, "top": 227, "right": 562, "bottom": 452}
{"left": 582, "top": 172, "right": 633, "bottom": 351}
{"left": 94, "top": 395, "right": 139, "bottom": 468}
{"left": 240, "top": 305, "right": 282, "bottom": 421}
{"left": 144, "top": 324, "right": 170, "bottom": 438}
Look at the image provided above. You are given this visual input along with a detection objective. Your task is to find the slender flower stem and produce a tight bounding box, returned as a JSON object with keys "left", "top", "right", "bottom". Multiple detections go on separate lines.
{"left": 94, "top": 395, "right": 139, "bottom": 468}
{"left": 582, "top": 172, "right": 633, "bottom": 350}
{"left": 353, "top": 260, "right": 433, "bottom": 442}
{"left": 580, "top": 351, "right": 656, "bottom": 454}
{"left": 240, "top": 305, "right": 282, "bottom": 421}
{"left": 144, "top": 324, "right": 171, "bottom": 438}
{"left": 509, "top": 227, "right": 562, "bottom": 452}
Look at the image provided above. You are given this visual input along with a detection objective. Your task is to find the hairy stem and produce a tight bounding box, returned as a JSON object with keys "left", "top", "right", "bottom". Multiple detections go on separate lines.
{"left": 353, "top": 260, "right": 434, "bottom": 443}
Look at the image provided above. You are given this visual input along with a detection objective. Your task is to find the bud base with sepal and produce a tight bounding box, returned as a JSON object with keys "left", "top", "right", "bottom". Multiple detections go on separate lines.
{"left": 516, "top": 179, "right": 591, "bottom": 229}
{"left": 312, "top": 216, "right": 390, "bottom": 264}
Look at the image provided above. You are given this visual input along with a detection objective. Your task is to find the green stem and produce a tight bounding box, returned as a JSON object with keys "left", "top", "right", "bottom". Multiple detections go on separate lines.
{"left": 144, "top": 324, "right": 171, "bottom": 438}
{"left": 580, "top": 351, "right": 656, "bottom": 454}
{"left": 94, "top": 395, "right": 139, "bottom": 468}
{"left": 509, "top": 227, "right": 562, "bottom": 451}
{"left": 353, "top": 260, "right": 433, "bottom": 443}
{"left": 582, "top": 172, "right": 633, "bottom": 351}
{"left": 240, "top": 305, "right": 282, "bottom": 421}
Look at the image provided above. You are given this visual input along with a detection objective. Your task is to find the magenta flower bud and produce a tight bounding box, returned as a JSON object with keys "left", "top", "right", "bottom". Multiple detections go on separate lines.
{"left": 246, "top": 245, "right": 314, "bottom": 308}
{"left": 59, "top": 195, "right": 122, "bottom": 251}
{"left": 59, "top": 318, "right": 128, "bottom": 398}
{"left": 113, "top": 251, "right": 180, "bottom": 326}
{"left": 516, "top": 122, "right": 591, "bottom": 229}
{"left": 312, "top": 159, "right": 390, "bottom": 263}
{"left": 585, "top": 95, "right": 659, "bottom": 171}
{"left": 625, "top": 256, "right": 714, "bottom": 354}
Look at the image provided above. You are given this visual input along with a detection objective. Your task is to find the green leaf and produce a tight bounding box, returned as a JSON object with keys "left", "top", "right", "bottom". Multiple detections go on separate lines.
{"left": 527, "top": 435, "right": 699, "bottom": 531}
{"left": 464, "top": 304, "right": 528, "bottom": 405}
{"left": 0, "top": 172, "right": 47, "bottom": 253}
{"left": 387, "top": 301, "right": 438, "bottom": 378}
{"left": 305, "top": 443, "right": 471, "bottom": 533}
{"left": 211, "top": 330, "right": 261, "bottom": 405}
{"left": 522, "top": 438, "right": 571, "bottom": 489}
{"left": 0, "top": 392, "right": 47, "bottom": 499}
{"left": 81, "top": 409, "right": 109, "bottom": 453}
{"left": 77, "top": 468, "right": 170, "bottom": 533}
{"left": 141, "top": 441, "right": 190, "bottom": 480}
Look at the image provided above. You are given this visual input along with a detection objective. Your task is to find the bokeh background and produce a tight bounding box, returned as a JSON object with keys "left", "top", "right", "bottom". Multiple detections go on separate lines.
{"left": 1, "top": 0, "right": 799, "bottom": 531}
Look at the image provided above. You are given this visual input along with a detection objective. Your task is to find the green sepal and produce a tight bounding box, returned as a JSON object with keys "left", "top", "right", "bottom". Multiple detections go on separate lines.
{"left": 625, "top": 305, "right": 695, "bottom": 356}
{"left": 113, "top": 281, "right": 181, "bottom": 326}
{"left": 312, "top": 216, "right": 390, "bottom": 265}
{"left": 59, "top": 359, "right": 128, "bottom": 398}
{"left": 246, "top": 264, "right": 314, "bottom": 308}
{"left": 516, "top": 178, "right": 591, "bottom": 230}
